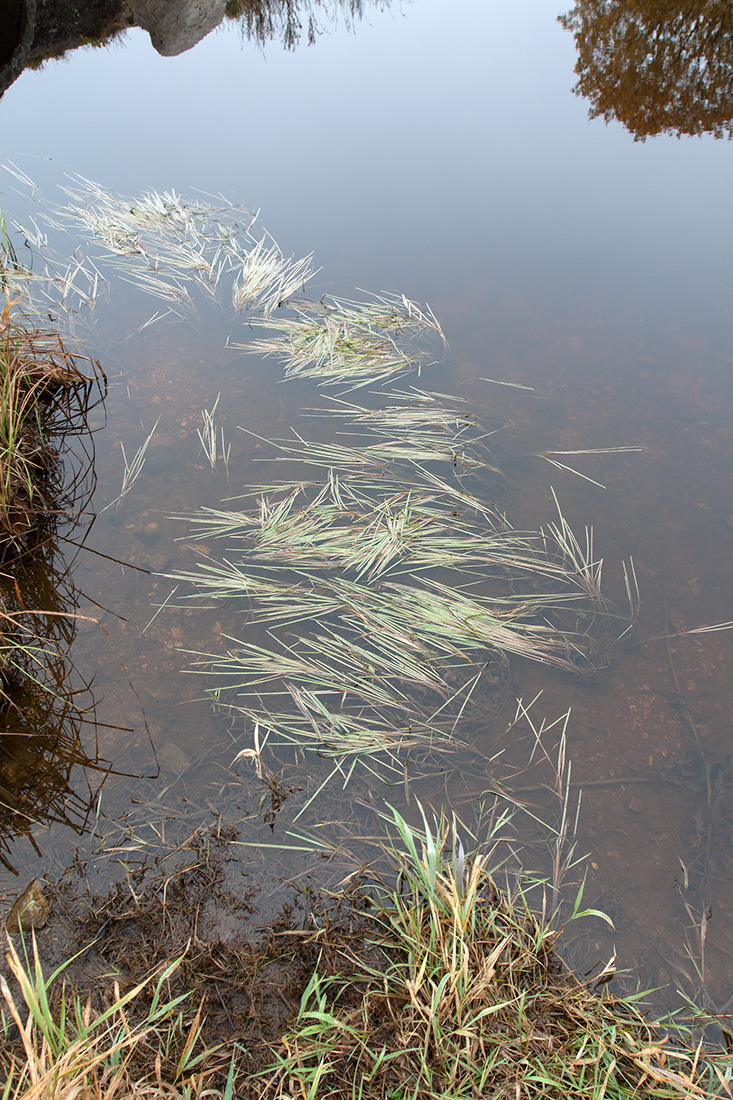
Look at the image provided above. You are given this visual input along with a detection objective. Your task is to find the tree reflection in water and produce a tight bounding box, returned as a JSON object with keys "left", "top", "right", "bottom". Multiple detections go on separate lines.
{"left": 226, "top": 0, "right": 372, "bottom": 49}
{"left": 559, "top": 0, "right": 733, "bottom": 139}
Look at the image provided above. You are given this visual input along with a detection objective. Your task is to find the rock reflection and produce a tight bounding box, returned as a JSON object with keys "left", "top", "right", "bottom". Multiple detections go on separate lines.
{"left": 0, "top": 0, "right": 385, "bottom": 99}
{"left": 559, "top": 0, "right": 733, "bottom": 139}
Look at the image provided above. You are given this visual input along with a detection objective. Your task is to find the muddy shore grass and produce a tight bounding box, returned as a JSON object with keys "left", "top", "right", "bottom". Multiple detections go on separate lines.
{"left": 0, "top": 815, "right": 730, "bottom": 1099}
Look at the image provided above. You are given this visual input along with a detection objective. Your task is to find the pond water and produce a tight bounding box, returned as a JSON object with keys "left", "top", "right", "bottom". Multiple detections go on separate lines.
{"left": 1, "top": 0, "right": 733, "bottom": 1017}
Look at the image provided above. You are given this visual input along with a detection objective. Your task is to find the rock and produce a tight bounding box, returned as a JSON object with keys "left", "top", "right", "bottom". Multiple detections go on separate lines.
{"left": 124, "top": 0, "right": 226, "bottom": 56}
{"left": 6, "top": 878, "right": 51, "bottom": 933}
{"left": 158, "top": 739, "right": 190, "bottom": 774}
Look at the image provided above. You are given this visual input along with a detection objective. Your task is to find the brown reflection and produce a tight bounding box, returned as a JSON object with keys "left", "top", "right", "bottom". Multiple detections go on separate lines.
{"left": 0, "top": 307, "right": 118, "bottom": 871}
{"left": 559, "top": 0, "right": 733, "bottom": 139}
{"left": 0, "top": 537, "right": 117, "bottom": 872}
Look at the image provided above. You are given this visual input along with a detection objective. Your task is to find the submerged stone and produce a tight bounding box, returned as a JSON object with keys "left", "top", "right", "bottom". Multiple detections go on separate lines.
{"left": 5, "top": 877, "right": 51, "bottom": 933}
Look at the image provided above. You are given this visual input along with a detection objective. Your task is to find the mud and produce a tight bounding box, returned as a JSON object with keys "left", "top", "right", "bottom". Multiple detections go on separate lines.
{"left": 0, "top": 821, "right": 379, "bottom": 1086}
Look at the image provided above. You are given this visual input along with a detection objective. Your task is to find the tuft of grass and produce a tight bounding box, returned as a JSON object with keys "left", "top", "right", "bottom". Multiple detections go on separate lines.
{"left": 0, "top": 935, "right": 229, "bottom": 1099}
{"left": 0, "top": 298, "right": 105, "bottom": 555}
{"left": 263, "top": 807, "right": 732, "bottom": 1100}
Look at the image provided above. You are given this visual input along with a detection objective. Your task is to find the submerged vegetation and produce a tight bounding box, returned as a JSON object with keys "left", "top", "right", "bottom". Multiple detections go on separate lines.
{"left": 1, "top": 176, "right": 731, "bottom": 1096}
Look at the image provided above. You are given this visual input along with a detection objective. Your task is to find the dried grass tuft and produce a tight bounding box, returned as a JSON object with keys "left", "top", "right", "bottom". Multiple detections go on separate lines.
{"left": 0, "top": 298, "right": 104, "bottom": 555}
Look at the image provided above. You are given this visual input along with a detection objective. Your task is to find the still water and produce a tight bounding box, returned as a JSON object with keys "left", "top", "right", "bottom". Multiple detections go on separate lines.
{"left": 1, "top": 0, "right": 733, "bottom": 1014}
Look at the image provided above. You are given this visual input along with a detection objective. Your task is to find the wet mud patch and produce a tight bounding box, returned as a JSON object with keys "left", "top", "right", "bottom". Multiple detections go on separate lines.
{"left": 0, "top": 820, "right": 380, "bottom": 1086}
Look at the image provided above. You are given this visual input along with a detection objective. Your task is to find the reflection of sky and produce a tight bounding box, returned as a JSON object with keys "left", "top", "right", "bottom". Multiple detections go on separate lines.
{"left": 1, "top": 0, "right": 732, "bottom": 336}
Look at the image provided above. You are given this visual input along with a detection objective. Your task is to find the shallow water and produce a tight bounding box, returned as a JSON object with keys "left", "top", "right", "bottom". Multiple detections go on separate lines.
{"left": 1, "top": 0, "right": 733, "bottom": 1016}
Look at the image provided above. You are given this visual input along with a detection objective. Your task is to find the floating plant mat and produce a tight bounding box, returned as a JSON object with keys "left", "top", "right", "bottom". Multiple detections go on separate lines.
{"left": 0, "top": 174, "right": 639, "bottom": 800}
{"left": 169, "top": 408, "right": 637, "bottom": 830}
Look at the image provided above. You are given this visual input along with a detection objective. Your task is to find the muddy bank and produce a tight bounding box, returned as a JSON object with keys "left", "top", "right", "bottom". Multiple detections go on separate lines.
{"left": 0, "top": 822, "right": 382, "bottom": 1088}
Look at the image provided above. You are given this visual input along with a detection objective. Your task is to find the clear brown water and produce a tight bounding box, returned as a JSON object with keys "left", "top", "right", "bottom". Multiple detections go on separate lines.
{"left": 2, "top": 0, "right": 733, "bottom": 1015}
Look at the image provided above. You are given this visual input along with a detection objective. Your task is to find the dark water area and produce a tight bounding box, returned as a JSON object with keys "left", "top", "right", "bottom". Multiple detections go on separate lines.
{"left": 1, "top": 0, "right": 733, "bottom": 1018}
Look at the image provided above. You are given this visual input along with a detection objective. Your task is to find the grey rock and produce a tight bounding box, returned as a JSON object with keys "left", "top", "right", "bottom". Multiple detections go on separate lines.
{"left": 125, "top": 0, "right": 226, "bottom": 56}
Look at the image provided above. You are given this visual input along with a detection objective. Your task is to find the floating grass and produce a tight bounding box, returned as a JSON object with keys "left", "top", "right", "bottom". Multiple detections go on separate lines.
{"left": 2, "top": 167, "right": 317, "bottom": 325}
{"left": 244, "top": 292, "right": 446, "bottom": 388}
{"left": 60, "top": 178, "right": 317, "bottom": 318}
{"left": 4, "top": 176, "right": 637, "bottom": 794}
{"left": 174, "top": 396, "right": 635, "bottom": 777}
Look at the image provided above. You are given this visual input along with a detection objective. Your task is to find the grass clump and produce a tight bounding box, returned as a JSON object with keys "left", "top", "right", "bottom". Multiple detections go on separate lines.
{"left": 0, "top": 816, "right": 729, "bottom": 1098}
{"left": 264, "top": 808, "right": 731, "bottom": 1100}
{"left": 0, "top": 937, "right": 227, "bottom": 1099}
{"left": 245, "top": 293, "right": 446, "bottom": 389}
{"left": 0, "top": 297, "right": 104, "bottom": 556}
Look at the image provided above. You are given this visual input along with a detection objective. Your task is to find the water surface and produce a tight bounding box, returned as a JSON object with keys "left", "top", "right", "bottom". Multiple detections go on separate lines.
{"left": 1, "top": 0, "right": 733, "bottom": 1015}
